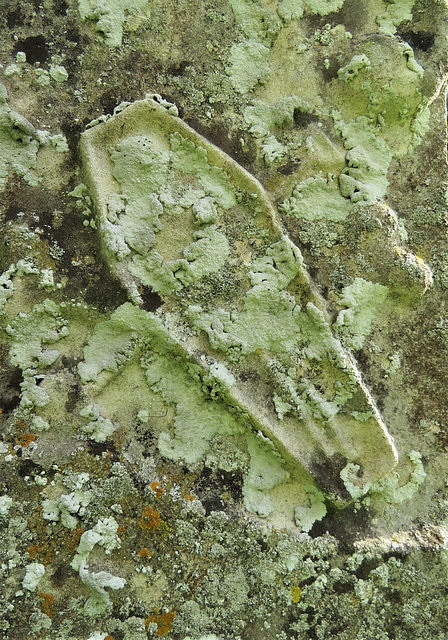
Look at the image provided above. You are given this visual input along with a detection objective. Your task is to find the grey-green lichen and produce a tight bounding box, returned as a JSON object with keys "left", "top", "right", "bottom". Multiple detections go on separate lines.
{"left": 243, "top": 431, "right": 287, "bottom": 517}
{"left": 334, "top": 277, "right": 389, "bottom": 350}
{"left": 338, "top": 54, "right": 371, "bottom": 83}
{"left": 226, "top": 40, "right": 271, "bottom": 94}
{"left": 305, "top": 0, "right": 345, "bottom": 16}
{"left": 0, "top": 84, "right": 39, "bottom": 190}
{"left": 279, "top": 174, "right": 353, "bottom": 222}
{"left": 228, "top": 0, "right": 281, "bottom": 44}
{"left": 79, "top": 404, "right": 119, "bottom": 442}
{"left": 341, "top": 450, "right": 426, "bottom": 504}
{"left": 333, "top": 113, "right": 393, "bottom": 204}
{"left": 294, "top": 484, "right": 327, "bottom": 531}
{"left": 0, "top": 264, "right": 15, "bottom": 315}
{"left": 6, "top": 300, "right": 69, "bottom": 371}
{"left": 0, "top": 0, "right": 447, "bottom": 637}
{"left": 244, "top": 97, "right": 310, "bottom": 138}
{"left": 187, "top": 237, "right": 306, "bottom": 356}
{"left": 377, "top": 0, "right": 416, "bottom": 35}
{"left": 103, "top": 132, "right": 233, "bottom": 294}
{"left": 277, "top": 0, "right": 304, "bottom": 23}
{"left": 78, "top": 0, "right": 149, "bottom": 46}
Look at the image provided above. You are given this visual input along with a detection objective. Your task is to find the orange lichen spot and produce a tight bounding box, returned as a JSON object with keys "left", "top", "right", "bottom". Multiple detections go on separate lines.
{"left": 21, "top": 433, "right": 36, "bottom": 447}
{"left": 27, "top": 543, "right": 40, "bottom": 560}
{"left": 104, "top": 635, "right": 114, "bottom": 640}
{"left": 39, "top": 592, "right": 56, "bottom": 617}
{"left": 27, "top": 541, "right": 54, "bottom": 566}
{"left": 291, "top": 586, "right": 302, "bottom": 603}
{"left": 139, "top": 506, "right": 162, "bottom": 531}
{"left": 68, "top": 526, "right": 85, "bottom": 553}
{"left": 138, "top": 547, "right": 153, "bottom": 558}
{"left": 180, "top": 486, "right": 196, "bottom": 502}
{"left": 150, "top": 481, "right": 164, "bottom": 499}
{"left": 118, "top": 525, "right": 127, "bottom": 539}
{"left": 145, "top": 609, "right": 176, "bottom": 635}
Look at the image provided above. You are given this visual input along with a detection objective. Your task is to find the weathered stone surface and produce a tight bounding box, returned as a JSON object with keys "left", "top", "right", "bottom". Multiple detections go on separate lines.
{"left": 1, "top": 0, "right": 448, "bottom": 638}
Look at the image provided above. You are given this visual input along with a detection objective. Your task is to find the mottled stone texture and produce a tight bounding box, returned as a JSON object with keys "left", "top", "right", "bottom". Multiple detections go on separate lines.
{"left": 1, "top": 1, "right": 448, "bottom": 639}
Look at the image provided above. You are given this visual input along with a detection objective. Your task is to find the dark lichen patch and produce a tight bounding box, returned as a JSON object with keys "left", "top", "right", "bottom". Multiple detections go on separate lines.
{"left": 0, "top": 348, "right": 22, "bottom": 415}
{"left": 310, "top": 502, "right": 373, "bottom": 548}
{"left": 87, "top": 439, "right": 120, "bottom": 461}
{"left": 81, "top": 263, "right": 130, "bottom": 312}
{"left": 332, "top": 0, "right": 371, "bottom": 32}
{"left": 398, "top": 29, "right": 436, "bottom": 52}
{"left": 60, "top": 118, "right": 84, "bottom": 160}
{"left": 293, "top": 109, "right": 320, "bottom": 129}
{"left": 17, "top": 458, "right": 43, "bottom": 478}
{"left": 194, "top": 465, "right": 244, "bottom": 514}
{"left": 276, "top": 157, "right": 301, "bottom": 176}
{"left": 15, "top": 34, "right": 48, "bottom": 64}
{"left": 186, "top": 116, "right": 258, "bottom": 169}
{"left": 140, "top": 286, "right": 163, "bottom": 312}
{"left": 310, "top": 452, "right": 351, "bottom": 499}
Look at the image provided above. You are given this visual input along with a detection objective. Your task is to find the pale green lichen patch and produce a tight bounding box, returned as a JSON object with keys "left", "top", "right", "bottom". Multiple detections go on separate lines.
{"left": 338, "top": 54, "right": 371, "bottom": 83}
{"left": 228, "top": 0, "right": 281, "bottom": 44}
{"left": 42, "top": 481, "right": 92, "bottom": 530}
{"left": 22, "top": 563, "right": 45, "bottom": 592}
{"left": 169, "top": 133, "right": 236, "bottom": 209}
{"left": 78, "top": 0, "right": 149, "bottom": 46}
{"left": 410, "top": 106, "right": 430, "bottom": 149}
{"left": 305, "top": 0, "right": 345, "bottom": 16}
{"left": 6, "top": 299, "right": 69, "bottom": 371}
{"left": 78, "top": 302, "right": 177, "bottom": 383}
{"left": 260, "top": 135, "right": 288, "bottom": 165}
{"left": 226, "top": 40, "right": 271, "bottom": 94}
{"left": 110, "top": 136, "right": 169, "bottom": 198}
{"left": 370, "top": 450, "right": 425, "bottom": 503}
{"left": 334, "top": 277, "right": 389, "bottom": 350}
{"left": 243, "top": 431, "right": 287, "bottom": 517}
{"left": 294, "top": 484, "right": 327, "bottom": 532}
{"left": 398, "top": 41, "right": 424, "bottom": 77}
{"left": 377, "top": 0, "right": 416, "bottom": 35}
{"left": 333, "top": 113, "right": 393, "bottom": 204}
{"left": 0, "top": 264, "right": 15, "bottom": 315}
{"left": 277, "top": 0, "right": 304, "bottom": 23}
{"left": 0, "top": 84, "right": 39, "bottom": 190}
{"left": 102, "top": 130, "right": 232, "bottom": 294}
{"left": 341, "top": 450, "right": 426, "bottom": 505}
{"left": 186, "top": 237, "right": 304, "bottom": 355}
{"left": 244, "top": 96, "right": 310, "bottom": 138}
{"left": 146, "top": 352, "right": 245, "bottom": 466}
{"left": 79, "top": 404, "right": 119, "bottom": 442}
{"left": 325, "top": 35, "right": 426, "bottom": 158}
{"left": 49, "top": 64, "right": 68, "bottom": 83}
{"left": 70, "top": 516, "right": 125, "bottom": 615}
{"left": 279, "top": 174, "right": 353, "bottom": 222}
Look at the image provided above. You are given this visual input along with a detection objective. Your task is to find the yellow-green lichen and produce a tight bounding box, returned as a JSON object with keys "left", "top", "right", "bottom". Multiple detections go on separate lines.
{"left": 226, "top": 40, "right": 271, "bottom": 94}
{"left": 279, "top": 174, "right": 353, "bottom": 222}
{"left": 333, "top": 113, "right": 393, "bottom": 204}
{"left": 334, "top": 277, "right": 389, "bottom": 350}
{"left": 78, "top": 0, "right": 149, "bottom": 46}
{"left": 0, "top": 84, "right": 39, "bottom": 190}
